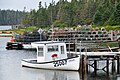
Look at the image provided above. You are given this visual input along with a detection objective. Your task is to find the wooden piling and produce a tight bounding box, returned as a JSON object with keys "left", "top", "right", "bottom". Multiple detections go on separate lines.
{"left": 112, "top": 59, "right": 116, "bottom": 74}
{"left": 80, "top": 55, "right": 87, "bottom": 80}
{"left": 106, "top": 59, "right": 109, "bottom": 75}
{"left": 86, "top": 60, "right": 88, "bottom": 74}
{"left": 117, "top": 56, "right": 119, "bottom": 74}
{"left": 94, "top": 60, "right": 97, "bottom": 75}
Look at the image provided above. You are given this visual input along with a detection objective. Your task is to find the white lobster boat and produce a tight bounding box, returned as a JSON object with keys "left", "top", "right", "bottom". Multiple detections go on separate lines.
{"left": 21, "top": 41, "right": 80, "bottom": 70}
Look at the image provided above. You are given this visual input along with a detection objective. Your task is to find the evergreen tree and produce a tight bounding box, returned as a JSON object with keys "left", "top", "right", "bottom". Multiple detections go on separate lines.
{"left": 108, "top": 2, "right": 120, "bottom": 25}
{"left": 20, "top": 0, "right": 120, "bottom": 28}
{"left": 0, "top": 9, "right": 26, "bottom": 25}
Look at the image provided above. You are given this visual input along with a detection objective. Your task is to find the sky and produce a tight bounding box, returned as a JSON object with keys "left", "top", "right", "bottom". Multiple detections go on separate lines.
{"left": 0, "top": 0, "right": 59, "bottom": 11}
{"left": 0, "top": 0, "right": 70, "bottom": 11}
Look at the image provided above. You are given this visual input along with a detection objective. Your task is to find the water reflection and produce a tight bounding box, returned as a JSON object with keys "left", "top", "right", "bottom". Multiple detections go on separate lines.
{"left": 21, "top": 68, "right": 80, "bottom": 80}
{"left": 0, "top": 25, "right": 11, "bottom": 30}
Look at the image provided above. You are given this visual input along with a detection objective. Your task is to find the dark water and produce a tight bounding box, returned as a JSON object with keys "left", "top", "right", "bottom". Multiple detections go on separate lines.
{"left": 0, "top": 37, "right": 120, "bottom": 80}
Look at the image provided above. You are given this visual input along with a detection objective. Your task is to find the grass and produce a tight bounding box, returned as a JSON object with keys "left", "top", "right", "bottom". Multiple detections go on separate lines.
{"left": 105, "top": 25, "right": 120, "bottom": 31}
{"left": 96, "top": 42, "right": 119, "bottom": 47}
{"left": 11, "top": 26, "right": 37, "bottom": 34}
{"left": 0, "top": 26, "right": 37, "bottom": 34}
{"left": 92, "top": 25, "right": 120, "bottom": 31}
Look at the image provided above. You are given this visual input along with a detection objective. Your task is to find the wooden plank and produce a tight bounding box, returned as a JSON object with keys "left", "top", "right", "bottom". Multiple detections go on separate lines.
{"left": 67, "top": 52, "right": 119, "bottom": 56}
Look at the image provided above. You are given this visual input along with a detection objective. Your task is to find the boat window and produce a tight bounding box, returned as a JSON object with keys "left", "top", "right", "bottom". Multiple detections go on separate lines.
{"left": 61, "top": 46, "right": 64, "bottom": 54}
{"left": 47, "top": 45, "right": 58, "bottom": 52}
{"left": 37, "top": 46, "right": 43, "bottom": 56}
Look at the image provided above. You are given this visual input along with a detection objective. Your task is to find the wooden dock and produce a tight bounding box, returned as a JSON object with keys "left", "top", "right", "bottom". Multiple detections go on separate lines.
{"left": 0, "top": 33, "right": 12, "bottom": 37}
{"left": 68, "top": 52, "right": 120, "bottom": 79}
{"left": 86, "top": 54, "right": 120, "bottom": 74}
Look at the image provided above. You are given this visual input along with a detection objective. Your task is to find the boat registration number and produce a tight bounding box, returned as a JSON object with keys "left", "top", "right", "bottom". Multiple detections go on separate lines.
{"left": 53, "top": 59, "right": 67, "bottom": 67}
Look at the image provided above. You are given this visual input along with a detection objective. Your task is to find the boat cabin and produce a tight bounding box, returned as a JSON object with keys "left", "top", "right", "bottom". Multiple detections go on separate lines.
{"left": 31, "top": 41, "right": 67, "bottom": 62}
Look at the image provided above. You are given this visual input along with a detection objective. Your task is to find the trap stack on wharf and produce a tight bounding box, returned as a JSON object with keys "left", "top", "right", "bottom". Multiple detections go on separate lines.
{"left": 47, "top": 26, "right": 120, "bottom": 51}
{"left": 47, "top": 27, "right": 120, "bottom": 76}
{"left": 6, "top": 29, "right": 48, "bottom": 50}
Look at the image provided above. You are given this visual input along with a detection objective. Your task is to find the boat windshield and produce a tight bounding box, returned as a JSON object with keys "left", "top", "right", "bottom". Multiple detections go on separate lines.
{"left": 47, "top": 45, "right": 58, "bottom": 52}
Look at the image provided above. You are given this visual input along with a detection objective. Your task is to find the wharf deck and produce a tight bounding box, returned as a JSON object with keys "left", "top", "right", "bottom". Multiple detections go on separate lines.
{"left": 68, "top": 51, "right": 120, "bottom": 75}
{"left": 0, "top": 33, "right": 12, "bottom": 37}
{"left": 68, "top": 52, "right": 120, "bottom": 56}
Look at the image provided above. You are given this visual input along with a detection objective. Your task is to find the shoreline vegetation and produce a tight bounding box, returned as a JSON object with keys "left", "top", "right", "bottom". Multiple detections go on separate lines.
{"left": 0, "top": 25, "right": 120, "bottom": 34}
{"left": 0, "top": 25, "right": 120, "bottom": 38}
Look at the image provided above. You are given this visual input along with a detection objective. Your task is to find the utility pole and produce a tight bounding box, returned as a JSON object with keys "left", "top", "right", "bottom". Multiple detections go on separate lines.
{"left": 57, "top": 0, "right": 61, "bottom": 20}
{"left": 51, "top": 0, "right": 54, "bottom": 41}
{"left": 38, "top": 1, "right": 42, "bottom": 10}
{"left": 45, "top": 2, "right": 47, "bottom": 9}
{"left": 23, "top": 7, "right": 26, "bottom": 12}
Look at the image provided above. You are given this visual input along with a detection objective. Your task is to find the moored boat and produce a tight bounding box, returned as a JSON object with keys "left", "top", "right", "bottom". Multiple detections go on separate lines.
{"left": 21, "top": 41, "right": 80, "bottom": 70}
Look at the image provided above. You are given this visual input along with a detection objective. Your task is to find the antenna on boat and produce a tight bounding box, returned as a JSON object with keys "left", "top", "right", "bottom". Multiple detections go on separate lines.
{"left": 75, "top": 39, "right": 77, "bottom": 54}
{"left": 51, "top": 0, "right": 54, "bottom": 41}
{"left": 79, "top": 41, "right": 81, "bottom": 56}
{"left": 51, "top": 24, "right": 54, "bottom": 41}
{"left": 69, "top": 41, "right": 70, "bottom": 54}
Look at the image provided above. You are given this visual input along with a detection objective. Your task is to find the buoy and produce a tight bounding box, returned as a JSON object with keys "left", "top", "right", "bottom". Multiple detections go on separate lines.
{"left": 10, "top": 39, "right": 14, "bottom": 42}
{"left": 51, "top": 54, "right": 58, "bottom": 60}
{"left": 51, "top": 54, "right": 58, "bottom": 57}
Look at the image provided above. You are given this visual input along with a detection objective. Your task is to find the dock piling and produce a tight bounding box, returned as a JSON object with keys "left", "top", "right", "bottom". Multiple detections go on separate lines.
{"left": 94, "top": 60, "right": 97, "bottom": 75}
{"left": 80, "top": 55, "right": 87, "bottom": 80}
{"left": 117, "top": 56, "right": 120, "bottom": 74}
{"left": 112, "top": 59, "right": 116, "bottom": 74}
{"left": 106, "top": 59, "right": 109, "bottom": 75}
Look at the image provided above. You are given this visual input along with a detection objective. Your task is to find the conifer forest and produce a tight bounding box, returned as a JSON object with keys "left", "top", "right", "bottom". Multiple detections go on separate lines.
{"left": 0, "top": 0, "right": 120, "bottom": 28}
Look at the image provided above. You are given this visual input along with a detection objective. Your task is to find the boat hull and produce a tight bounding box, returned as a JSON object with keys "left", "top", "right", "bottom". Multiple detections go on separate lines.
{"left": 21, "top": 56, "right": 80, "bottom": 70}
